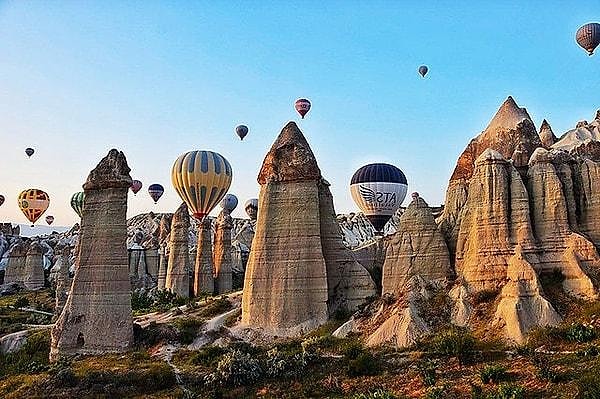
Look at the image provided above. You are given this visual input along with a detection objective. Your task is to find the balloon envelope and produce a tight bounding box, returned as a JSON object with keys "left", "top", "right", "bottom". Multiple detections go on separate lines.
{"left": 131, "top": 180, "right": 143, "bottom": 195}
{"left": 294, "top": 98, "right": 311, "bottom": 119}
{"left": 244, "top": 198, "right": 258, "bottom": 220}
{"left": 235, "top": 125, "right": 249, "bottom": 140}
{"left": 418, "top": 65, "right": 429, "bottom": 77}
{"left": 0, "top": 195, "right": 4, "bottom": 207}
{"left": 171, "top": 150, "right": 233, "bottom": 220}
{"left": 220, "top": 193, "right": 238, "bottom": 212}
{"left": 350, "top": 163, "right": 408, "bottom": 232}
{"left": 46, "top": 215, "right": 54, "bottom": 225}
{"left": 18, "top": 189, "right": 50, "bottom": 225}
{"left": 71, "top": 192, "right": 84, "bottom": 218}
{"left": 576, "top": 22, "right": 600, "bottom": 55}
{"left": 25, "top": 148, "right": 34, "bottom": 157}
{"left": 148, "top": 184, "right": 164, "bottom": 203}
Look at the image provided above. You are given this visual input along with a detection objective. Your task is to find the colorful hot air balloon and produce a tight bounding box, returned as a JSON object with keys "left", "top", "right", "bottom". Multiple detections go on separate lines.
{"left": 46, "top": 215, "right": 54, "bottom": 225}
{"left": 0, "top": 195, "right": 4, "bottom": 207}
{"left": 350, "top": 163, "right": 408, "bottom": 233}
{"left": 220, "top": 193, "right": 238, "bottom": 213}
{"left": 576, "top": 22, "right": 600, "bottom": 56}
{"left": 235, "top": 125, "right": 249, "bottom": 140}
{"left": 18, "top": 189, "right": 50, "bottom": 227}
{"left": 25, "top": 148, "right": 34, "bottom": 158}
{"left": 244, "top": 198, "right": 258, "bottom": 220}
{"left": 130, "top": 180, "right": 143, "bottom": 195}
{"left": 418, "top": 65, "right": 429, "bottom": 77}
{"left": 295, "top": 98, "right": 311, "bottom": 119}
{"left": 171, "top": 150, "right": 233, "bottom": 220}
{"left": 148, "top": 184, "right": 164, "bottom": 204}
{"left": 70, "top": 191, "right": 84, "bottom": 218}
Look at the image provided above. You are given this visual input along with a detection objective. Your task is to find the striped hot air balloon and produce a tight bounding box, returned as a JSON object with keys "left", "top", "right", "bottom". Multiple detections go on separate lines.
{"left": 171, "top": 150, "right": 233, "bottom": 220}
{"left": 70, "top": 192, "right": 84, "bottom": 218}
{"left": 294, "top": 98, "right": 311, "bottom": 119}
{"left": 148, "top": 184, "right": 164, "bottom": 203}
{"left": 576, "top": 22, "right": 600, "bottom": 56}
{"left": 350, "top": 163, "right": 408, "bottom": 233}
{"left": 18, "top": 189, "right": 50, "bottom": 226}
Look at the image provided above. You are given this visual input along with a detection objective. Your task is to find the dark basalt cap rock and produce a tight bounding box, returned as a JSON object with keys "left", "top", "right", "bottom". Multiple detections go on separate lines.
{"left": 258, "top": 121, "right": 321, "bottom": 184}
{"left": 83, "top": 149, "right": 132, "bottom": 190}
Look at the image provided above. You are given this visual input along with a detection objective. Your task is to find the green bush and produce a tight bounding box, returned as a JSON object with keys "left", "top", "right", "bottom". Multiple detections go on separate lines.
{"left": 0, "top": 330, "right": 50, "bottom": 376}
{"left": 480, "top": 364, "right": 507, "bottom": 384}
{"left": 79, "top": 364, "right": 176, "bottom": 393}
{"left": 174, "top": 318, "right": 204, "bottom": 345}
{"left": 131, "top": 291, "right": 154, "bottom": 310}
{"left": 14, "top": 296, "right": 30, "bottom": 308}
{"left": 577, "top": 371, "right": 600, "bottom": 399}
{"left": 342, "top": 341, "right": 380, "bottom": 377}
{"left": 578, "top": 345, "right": 600, "bottom": 358}
{"left": 198, "top": 298, "right": 232, "bottom": 319}
{"left": 204, "top": 350, "right": 263, "bottom": 386}
{"left": 566, "top": 323, "right": 596, "bottom": 343}
{"left": 352, "top": 389, "right": 398, "bottom": 399}
{"left": 189, "top": 346, "right": 228, "bottom": 367}
{"left": 532, "top": 354, "right": 559, "bottom": 383}
{"left": 496, "top": 383, "right": 525, "bottom": 399}
{"left": 417, "top": 359, "right": 437, "bottom": 387}
{"left": 432, "top": 327, "right": 475, "bottom": 366}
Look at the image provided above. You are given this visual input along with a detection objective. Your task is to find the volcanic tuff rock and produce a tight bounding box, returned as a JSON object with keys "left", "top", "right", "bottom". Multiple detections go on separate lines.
{"left": 157, "top": 214, "right": 172, "bottom": 290}
{"left": 165, "top": 203, "right": 190, "bottom": 298}
{"left": 23, "top": 241, "right": 45, "bottom": 290}
{"left": 439, "top": 97, "right": 541, "bottom": 255}
{"left": 50, "top": 149, "right": 133, "bottom": 361}
{"left": 539, "top": 119, "right": 557, "bottom": 149}
{"left": 194, "top": 219, "right": 214, "bottom": 296}
{"left": 53, "top": 245, "right": 71, "bottom": 320}
{"left": 214, "top": 210, "right": 233, "bottom": 294}
{"left": 242, "top": 122, "right": 375, "bottom": 336}
{"left": 3, "top": 240, "right": 28, "bottom": 286}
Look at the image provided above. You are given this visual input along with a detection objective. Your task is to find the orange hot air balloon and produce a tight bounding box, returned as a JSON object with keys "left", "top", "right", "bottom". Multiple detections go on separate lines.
{"left": 18, "top": 189, "right": 50, "bottom": 227}
{"left": 294, "top": 98, "right": 311, "bottom": 119}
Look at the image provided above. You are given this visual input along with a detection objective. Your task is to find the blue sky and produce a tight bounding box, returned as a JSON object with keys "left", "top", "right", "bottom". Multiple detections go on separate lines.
{"left": 0, "top": 1, "right": 598, "bottom": 227}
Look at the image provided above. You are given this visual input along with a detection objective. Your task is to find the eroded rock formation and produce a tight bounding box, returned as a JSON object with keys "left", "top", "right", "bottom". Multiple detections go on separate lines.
{"left": 165, "top": 203, "right": 190, "bottom": 298}
{"left": 23, "top": 241, "right": 45, "bottom": 290}
{"left": 214, "top": 210, "right": 233, "bottom": 294}
{"left": 50, "top": 149, "right": 133, "bottom": 361}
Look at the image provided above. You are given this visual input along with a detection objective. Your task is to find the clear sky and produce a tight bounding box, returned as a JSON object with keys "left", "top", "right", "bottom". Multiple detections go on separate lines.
{"left": 0, "top": 1, "right": 598, "bottom": 228}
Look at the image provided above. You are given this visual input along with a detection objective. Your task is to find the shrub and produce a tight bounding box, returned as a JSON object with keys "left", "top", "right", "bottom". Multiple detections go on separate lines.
{"left": 131, "top": 291, "right": 154, "bottom": 310}
{"left": 189, "top": 346, "right": 228, "bottom": 367}
{"left": 14, "top": 296, "right": 30, "bottom": 308}
{"left": 265, "top": 347, "right": 307, "bottom": 378}
{"left": 352, "top": 389, "right": 398, "bottom": 399}
{"left": 577, "top": 371, "right": 600, "bottom": 399}
{"left": 342, "top": 341, "right": 380, "bottom": 377}
{"left": 174, "top": 318, "right": 204, "bottom": 345}
{"left": 496, "top": 383, "right": 525, "bottom": 399}
{"left": 566, "top": 323, "right": 596, "bottom": 343}
{"left": 0, "top": 330, "right": 50, "bottom": 376}
{"left": 432, "top": 327, "right": 475, "bottom": 366}
{"left": 417, "top": 359, "right": 437, "bottom": 387}
{"left": 578, "top": 345, "right": 600, "bottom": 358}
{"left": 532, "top": 354, "right": 560, "bottom": 383}
{"left": 204, "top": 350, "right": 263, "bottom": 386}
{"left": 198, "top": 298, "right": 232, "bottom": 319}
{"left": 79, "top": 364, "right": 176, "bottom": 393}
{"left": 480, "top": 364, "right": 507, "bottom": 384}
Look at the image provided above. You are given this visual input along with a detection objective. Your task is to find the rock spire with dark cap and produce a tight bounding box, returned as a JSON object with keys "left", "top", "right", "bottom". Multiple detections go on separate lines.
{"left": 50, "top": 149, "right": 133, "bottom": 361}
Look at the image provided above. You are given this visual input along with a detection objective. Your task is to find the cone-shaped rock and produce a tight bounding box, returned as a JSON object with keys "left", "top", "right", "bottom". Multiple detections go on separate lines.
{"left": 193, "top": 219, "right": 214, "bottom": 296}
{"left": 242, "top": 122, "right": 329, "bottom": 335}
{"left": 23, "top": 241, "right": 45, "bottom": 290}
{"left": 539, "top": 119, "right": 557, "bottom": 149}
{"left": 165, "top": 203, "right": 190, "bottom": 297}
{"left": 214, "top": 210, "right": 233, "bottom": 294}
{"left": 3, "top": 241, "right": 28, "bottom": 286}
{"left": 51, "top": 149, "right": 133, "bottom": 361}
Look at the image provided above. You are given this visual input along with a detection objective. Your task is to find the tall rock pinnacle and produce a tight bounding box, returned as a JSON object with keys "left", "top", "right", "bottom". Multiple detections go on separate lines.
{"left": 539, "top": 119, "right": 557, "bottom": 148}
{"left": 51, "top": 149, "right": 133, "bottom": 361}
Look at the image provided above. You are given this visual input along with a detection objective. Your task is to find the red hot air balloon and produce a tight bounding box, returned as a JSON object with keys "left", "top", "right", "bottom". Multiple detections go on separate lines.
{"left": 576, "top": 22, "right": 600, "bottom": 56}
{"left": 46, "top": 215, "right": 54, "bottom": 225}
{"left": 148, "top": 184, "right": 164, "bottom": 204}
{"left": 294, "top": 98, "right": 311, "bottom": 119}
{"left": 130, "top": 180, "right": 143, "bottom": 195}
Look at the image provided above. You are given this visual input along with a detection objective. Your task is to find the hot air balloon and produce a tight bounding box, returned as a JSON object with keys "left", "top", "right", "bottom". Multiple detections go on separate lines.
{"left": 220, "top": 193, "right": 238, "bottom": 213}
{"left": 70, "top": 191, "right": 84, "bottom": 218}
{"left": 25, "top": 148, "right": 34, "bottom": 158}
{"left": 130, "top": 180, "right": 143, "bottom": 195}
{"left": 46, "top": 215, "right": 54, "bottom": 225}
{"left": 350, "top": 163, "right": 408, "bottom": 233}
{"left": 295, "top": 98, "right": 311, "bottom": 119}
{"left": 418, "top": 65, "right": 429, "bottom": 77}
{"left": 235, "top": 125, "right": 249, "bottom": 140}
{"left": 148, "top": 184, "right": 164, "bottom": 204}
{"left": 18, "top": 189, "right": 50, "bottom": 227}
{"left": 576, "top": 22, "right": 600, "bottom": 56}
{"left": 244, "top": 198, "right": 258, "bottom": 220}
{"left": 0, "top": 195, "right": 4, "bottom": 207}
{"left": 171, "top": 150, "right": 233, "bottom": 220}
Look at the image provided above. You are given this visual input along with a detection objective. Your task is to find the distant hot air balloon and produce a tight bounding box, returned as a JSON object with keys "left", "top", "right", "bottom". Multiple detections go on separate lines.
{"left": 25, "top": 148, "right": 34, "bottom": 158}
{"left": 235, "top": 125, "right": 249, "bottom": 140}
{"left": 350, "top": 163, "right": 408, "bottom": 233}
{"left": 0, "top": 195, "right": 4, "bottom": 207}
{"left": 18, "top": 189, "right": 50, "bottom": 227}
{"left": 244, "top": 198, "right": 258, "bottom": 220}
{"left": 295, "top": 98, "right": 311, "bottom": 119}
{"left": 418, "top": 65, "right": 429, "bottom": 77}
{"left": 130, "top": 180, "right": 143, "bottom": 195}
{"left": 576, "top": 22, "right": 600, "bottom": 56}
{"left": 46, "top": 215, "right": 54, "bottom": 225}
{"left": 148, "top": 184, "right": 164, "bottom": 204}
{"left": 70, "top": 191, "right": 84, "bottom": 218}
{"left": 220, "top": 193, "right": 238, "bottom": 213}
{"left": 171, "top": 150, "right": 233, "bottom": 220}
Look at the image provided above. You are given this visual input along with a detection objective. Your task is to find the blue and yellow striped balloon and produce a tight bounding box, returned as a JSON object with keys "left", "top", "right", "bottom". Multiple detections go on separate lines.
{"left": 171, "top": 150, "right": 233, "bottom": 220}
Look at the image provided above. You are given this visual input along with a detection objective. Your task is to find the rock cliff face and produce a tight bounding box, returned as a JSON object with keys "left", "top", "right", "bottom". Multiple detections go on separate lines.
{"left": 242, "top": 122, "right": 375, "bottom": 336}
{"left": 51, "top": 149, "right": 133, "bottom": 361}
